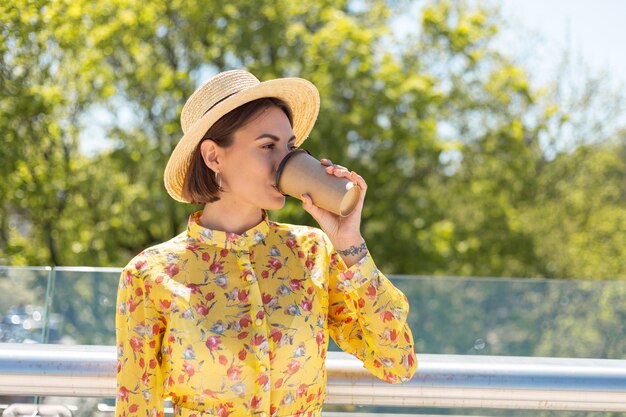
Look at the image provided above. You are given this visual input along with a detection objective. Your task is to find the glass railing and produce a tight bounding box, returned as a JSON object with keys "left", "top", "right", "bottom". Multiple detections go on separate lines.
{"left": 391, "top": 275, "right": 625, "bottom": 359}
{"left": 1, "top": 266, "right": 625, "bottom": 416}
{"left": 0, "top": 266, "right": 51, "bottom": 344}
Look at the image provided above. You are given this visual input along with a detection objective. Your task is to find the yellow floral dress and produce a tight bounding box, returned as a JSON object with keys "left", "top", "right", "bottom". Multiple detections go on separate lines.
{"left": 116, "top": 211, "right": 416, "bottom": 417}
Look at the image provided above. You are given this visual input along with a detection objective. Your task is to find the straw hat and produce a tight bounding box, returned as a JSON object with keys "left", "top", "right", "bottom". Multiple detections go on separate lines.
{"left": 164, "top": 69, "right": 320, "bottom": 203}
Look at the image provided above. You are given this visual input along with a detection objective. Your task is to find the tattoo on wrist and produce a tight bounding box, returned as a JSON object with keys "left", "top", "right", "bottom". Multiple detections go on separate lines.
{"left": 337, "top": 242, "right": 368, "bottom": 257}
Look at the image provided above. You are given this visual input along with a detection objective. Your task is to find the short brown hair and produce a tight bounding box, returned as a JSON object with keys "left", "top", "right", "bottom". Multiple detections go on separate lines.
{"left": 183, "top": 97, "right": 293, "bottom": 204}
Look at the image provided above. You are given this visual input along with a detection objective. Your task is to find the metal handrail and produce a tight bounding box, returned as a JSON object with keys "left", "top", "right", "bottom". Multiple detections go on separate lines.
{"left": 0, "top": 344, "right": 625, "bottom": 412}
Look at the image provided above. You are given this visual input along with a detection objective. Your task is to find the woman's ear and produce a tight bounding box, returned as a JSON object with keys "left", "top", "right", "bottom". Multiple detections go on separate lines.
{"left": 200, "top": 140, "right": 221, "bottom": 172}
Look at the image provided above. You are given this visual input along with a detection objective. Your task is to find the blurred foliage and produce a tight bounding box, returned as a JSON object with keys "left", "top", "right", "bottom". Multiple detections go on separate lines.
{"left": 0, "top": 0, "right": 625, "bottom": 280}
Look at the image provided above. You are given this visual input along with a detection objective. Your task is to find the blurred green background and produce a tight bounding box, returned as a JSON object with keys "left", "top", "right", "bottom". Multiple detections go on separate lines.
{"left": 1, "top": 0, "right": 625, "bottom": 281}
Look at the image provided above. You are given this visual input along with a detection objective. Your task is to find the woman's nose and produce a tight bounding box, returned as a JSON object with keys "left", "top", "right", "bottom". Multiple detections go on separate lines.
{"left": 273, "top": 146, "right": 292, "bottom": 175}
{"left": 276, "top": 145, "right": 291, "bottom": 164}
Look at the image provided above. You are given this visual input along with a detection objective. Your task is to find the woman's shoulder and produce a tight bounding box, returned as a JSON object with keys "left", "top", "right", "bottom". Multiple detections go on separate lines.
{"left": 121, "top": 230, "right": 190, "bottom": 273}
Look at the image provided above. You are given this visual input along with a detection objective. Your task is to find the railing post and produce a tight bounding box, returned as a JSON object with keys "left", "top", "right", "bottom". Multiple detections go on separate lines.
{"left": 1, "top": 344, "right": 626, "bottom": 411}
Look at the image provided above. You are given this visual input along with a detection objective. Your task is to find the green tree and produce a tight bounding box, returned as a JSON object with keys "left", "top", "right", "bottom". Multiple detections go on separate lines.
{"left": 1, "top": 0, "right": 95, "bottom": 265}
{"left": 408, "top": 1, "right": 626, "bottom": 279}
{"left": 1, "top": 0, "right": 625, "bottom": 282}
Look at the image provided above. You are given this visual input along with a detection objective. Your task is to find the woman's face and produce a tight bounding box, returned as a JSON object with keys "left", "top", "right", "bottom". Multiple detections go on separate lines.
{"left": 218, "top": 105, "right": 297, "bottom": 211}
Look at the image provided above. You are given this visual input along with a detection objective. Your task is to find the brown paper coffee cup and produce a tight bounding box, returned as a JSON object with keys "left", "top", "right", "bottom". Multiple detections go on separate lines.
{"left": 275, "top": 150, "right": 361, "bottom": 217}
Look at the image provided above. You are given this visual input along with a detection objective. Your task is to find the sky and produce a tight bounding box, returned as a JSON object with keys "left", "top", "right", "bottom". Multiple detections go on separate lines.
{"left": 500, "top": 0, "right": 626, "bottom": 87}
{"left": 392, "top": 0, "right": 626, "bottom": 88}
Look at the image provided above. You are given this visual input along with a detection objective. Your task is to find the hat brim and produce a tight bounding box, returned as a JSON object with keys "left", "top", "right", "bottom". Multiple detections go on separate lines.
{"left": 164, "top": 77, "right": 320, "bottom": 203}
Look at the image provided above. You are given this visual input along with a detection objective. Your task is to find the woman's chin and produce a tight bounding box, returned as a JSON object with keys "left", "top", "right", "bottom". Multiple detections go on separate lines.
{"left": 265, "top": 195, "right": 286, "bottom": 211}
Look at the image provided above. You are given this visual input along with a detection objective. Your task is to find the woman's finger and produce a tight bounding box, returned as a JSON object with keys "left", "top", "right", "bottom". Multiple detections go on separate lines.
{"left": 300, "top": 193, "right": 334, "bottom": 224}
{"left": 332, "top": 164, "right": 348, "bottom": 171}
{"left": 320, "top": 161, "right": 367, "bottom": 194}
{"left": 350, "top": 171, "right": 368, "bottom": 192}
{"left": 325, "top": 164, "right": 348, "bottom": 172}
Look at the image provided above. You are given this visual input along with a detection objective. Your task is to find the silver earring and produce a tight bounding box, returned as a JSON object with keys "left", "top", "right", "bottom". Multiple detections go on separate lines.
{"left": 215, "top": 171, "right": 222, "bottom": 190}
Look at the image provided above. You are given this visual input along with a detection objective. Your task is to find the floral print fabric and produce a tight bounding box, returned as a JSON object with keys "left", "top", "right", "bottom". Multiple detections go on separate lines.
{"left": 116, "top": 211, "right": 416, "bottom": 417}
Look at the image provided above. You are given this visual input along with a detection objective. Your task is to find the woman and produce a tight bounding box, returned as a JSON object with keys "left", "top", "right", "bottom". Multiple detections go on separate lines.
{"left": 116, "top": 69, "right": 417, "bottom": 417}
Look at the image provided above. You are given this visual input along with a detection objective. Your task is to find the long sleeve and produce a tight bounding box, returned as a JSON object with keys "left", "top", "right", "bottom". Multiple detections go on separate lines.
{"left": 116, "top": 255, "right": 165, "bottom": 417}
{"left": 327, "top": 245, "right": 417, "bottom": 383}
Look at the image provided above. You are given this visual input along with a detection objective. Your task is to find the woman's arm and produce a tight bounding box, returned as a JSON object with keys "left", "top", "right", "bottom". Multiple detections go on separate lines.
{"left": 301, "top": 160, "right": 417, "bottom": 382}
{"left": 325, "top": 240, "right": 417, "bottom": 383}
{"left": 116, "top": 255, "right": 165, "bottom": 417}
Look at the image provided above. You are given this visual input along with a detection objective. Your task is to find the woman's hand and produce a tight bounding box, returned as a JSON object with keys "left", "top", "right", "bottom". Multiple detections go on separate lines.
{"left": 300, "top": 159, "right": 368, "bottom": 267}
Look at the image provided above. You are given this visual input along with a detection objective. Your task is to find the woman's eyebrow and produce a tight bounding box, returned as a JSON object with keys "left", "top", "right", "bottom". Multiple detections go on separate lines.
{"left": 255, "top": 133, "right": 296, "bottom": 142}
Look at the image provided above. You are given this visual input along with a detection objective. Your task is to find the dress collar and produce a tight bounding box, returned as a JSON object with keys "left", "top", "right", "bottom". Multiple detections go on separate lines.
{"left": 186, "top": 210, "right": 270, "bottom": 250}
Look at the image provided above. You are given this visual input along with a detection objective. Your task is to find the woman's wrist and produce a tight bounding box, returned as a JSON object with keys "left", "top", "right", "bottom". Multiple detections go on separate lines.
{"left": 333, "top": 235, "right": 368, "bottom": 268}
{"left": 331, "top": 233, "right": 364, "bottom": 250}
{"left": 336, "top": 241, "right": 367, "bottom": 257}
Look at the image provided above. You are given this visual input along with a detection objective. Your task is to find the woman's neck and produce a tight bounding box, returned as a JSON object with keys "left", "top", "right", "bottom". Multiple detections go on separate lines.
{"left": 198, "top": 197, "right": 264, "bottom": 236}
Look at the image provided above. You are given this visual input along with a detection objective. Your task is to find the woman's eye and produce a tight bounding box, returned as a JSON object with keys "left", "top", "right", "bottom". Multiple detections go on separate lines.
{"left": 262, "top": 143, "right": 297, "bottom": 151}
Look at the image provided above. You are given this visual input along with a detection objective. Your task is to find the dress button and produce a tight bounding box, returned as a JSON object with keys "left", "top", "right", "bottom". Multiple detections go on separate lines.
{"left": 255, "top": 318, "right": 263, "bottom": 326}
{"left": 245, "top": 274, "right": 253, "bottom": 282}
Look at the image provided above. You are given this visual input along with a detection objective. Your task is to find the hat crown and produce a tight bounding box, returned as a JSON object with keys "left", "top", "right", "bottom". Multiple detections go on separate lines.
{"left": 180, "top": 70, "right": 261, "bottom": 134}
